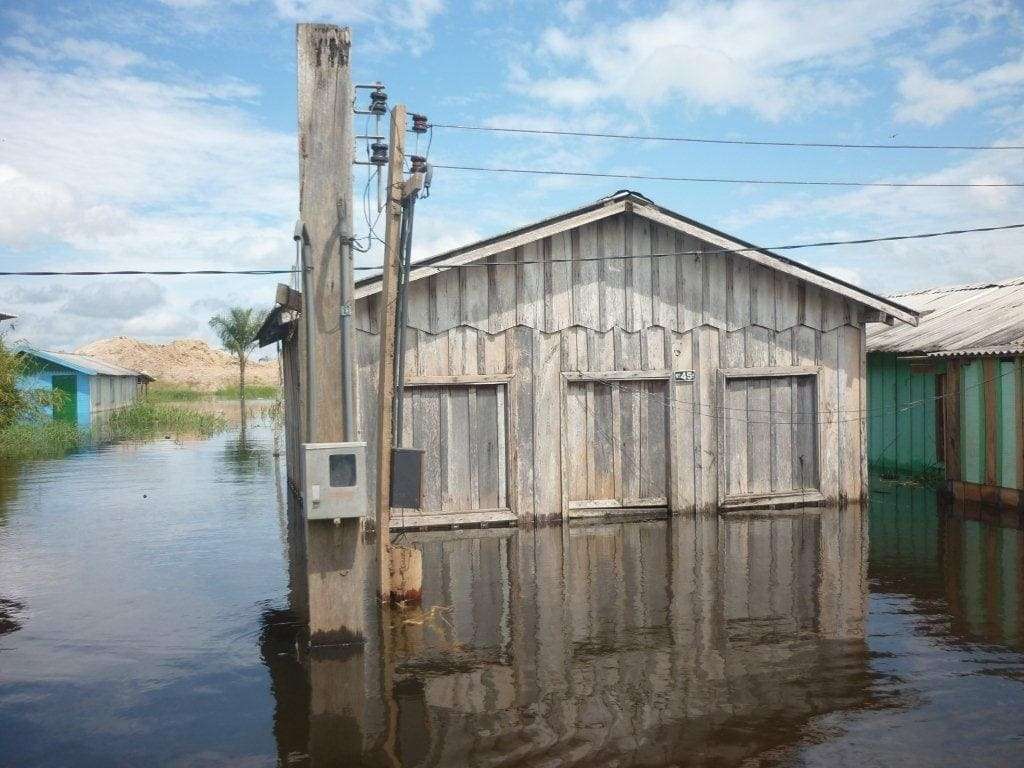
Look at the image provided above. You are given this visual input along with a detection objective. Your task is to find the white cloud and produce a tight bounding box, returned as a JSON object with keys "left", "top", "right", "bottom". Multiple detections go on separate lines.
{"left": 517, "top": 0, "right": 937, "bottom": 120}
{"left": 895, "top": 55, "right": 1024, "bottom": 126}
{"left": 271, "top": 0, "right": 444, "bottom": 32}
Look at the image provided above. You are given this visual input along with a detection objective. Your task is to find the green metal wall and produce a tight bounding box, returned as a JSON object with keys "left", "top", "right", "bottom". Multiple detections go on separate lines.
{"left": 959, "top": 358, "right": 1020, "bottom": 489}
{"left": 867, "top": 353, "right": 941, "bottom": 474}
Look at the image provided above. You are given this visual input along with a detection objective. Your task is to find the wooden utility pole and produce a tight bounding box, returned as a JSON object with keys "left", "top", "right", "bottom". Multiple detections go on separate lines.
{"left": 297, "top": 23, "right": 351, "bottom": 442}
{"left": 374, "top": 104, "right": 407, "bottom": 601}
{"left": 296, "top": 23, "right": 372, "bottom": 644}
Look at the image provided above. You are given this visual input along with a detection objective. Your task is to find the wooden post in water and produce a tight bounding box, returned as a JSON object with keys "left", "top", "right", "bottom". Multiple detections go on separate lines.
{"left": 374, "top": 104, "right": 407, "bottom": 601}
{"left": 296, "top": 22, "right": 373, "bottom": 644}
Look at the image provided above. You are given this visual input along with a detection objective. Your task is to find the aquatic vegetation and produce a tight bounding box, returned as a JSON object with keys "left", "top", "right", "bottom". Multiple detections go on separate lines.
{"left": 104, "top": 401, "right": 228, "bottom": 440}
{"left": 0, "top": 421, "right": 84, "bottom": 459}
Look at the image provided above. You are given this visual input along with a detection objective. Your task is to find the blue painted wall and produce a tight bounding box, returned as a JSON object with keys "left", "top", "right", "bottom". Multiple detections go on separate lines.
{"left": 17, "top": 361, "right": 93, "bottom": 428}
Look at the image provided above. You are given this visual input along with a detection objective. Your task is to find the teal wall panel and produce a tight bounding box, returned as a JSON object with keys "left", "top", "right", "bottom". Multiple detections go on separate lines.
{"left": 961, "top": 361, "right": 985, "bottom": 485}
{"left": 867, "top": 353, "right": 940, "bottom": 474}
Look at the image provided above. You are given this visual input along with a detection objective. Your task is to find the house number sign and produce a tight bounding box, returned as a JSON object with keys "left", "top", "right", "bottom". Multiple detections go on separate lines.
{"left": 673, "top": 371, "right": 696, "bottom": 382}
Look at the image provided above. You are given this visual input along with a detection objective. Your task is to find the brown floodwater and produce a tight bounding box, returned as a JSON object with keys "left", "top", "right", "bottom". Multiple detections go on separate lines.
{"left": 1, "top": 424, "right": 1023, "bottom": 767}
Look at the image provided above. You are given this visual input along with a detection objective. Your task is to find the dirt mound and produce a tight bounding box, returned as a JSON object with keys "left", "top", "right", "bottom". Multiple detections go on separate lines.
{"left": 75, "top": 336, "right": 279, "bottom": 391}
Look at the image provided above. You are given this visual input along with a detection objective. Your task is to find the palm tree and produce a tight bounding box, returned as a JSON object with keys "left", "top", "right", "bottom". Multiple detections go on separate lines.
{"left": 209, "top": 307, "right": 267, "bottom": 417}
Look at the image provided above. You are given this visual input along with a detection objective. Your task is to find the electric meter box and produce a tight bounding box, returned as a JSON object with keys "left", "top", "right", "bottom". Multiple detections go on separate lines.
{"left": 302, "top": 442, "right": 368, "bottom": 521}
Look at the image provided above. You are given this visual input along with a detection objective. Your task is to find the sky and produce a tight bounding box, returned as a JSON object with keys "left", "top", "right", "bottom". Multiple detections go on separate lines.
{"left": 1, "top": 0, "right": 1024, "bottom": 351}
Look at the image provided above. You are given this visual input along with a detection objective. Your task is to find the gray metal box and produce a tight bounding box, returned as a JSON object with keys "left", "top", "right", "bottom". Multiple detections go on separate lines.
{"left": 302, "top": 442, "right": 368, "bottom": 521}
{"left": 390, "top": 448, "right": 424, "bottom": 509}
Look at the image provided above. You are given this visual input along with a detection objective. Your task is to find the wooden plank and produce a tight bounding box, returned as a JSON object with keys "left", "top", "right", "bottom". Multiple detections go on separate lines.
{"left": 462, "top": 257, "right": 490, "bottom": 329}
{"left": 276, "top": 283, "right": 302, "bottom": 311}
{"left": 643, "top": 325, "right": 667, "bottom": 370}
{"left": 620, "top": 381, "right": 641, "bottom": 503}
{"left": 389, "top": 509, "right": 517, "bottom": 530}
{"left": 943, "top": 361, "right": 961, "bottom": 481}
{"left": 984, "top": 357, "right": 999, "bottom": 488}
{"left": 722, "top": 331, "right": 747, "bottom": 499}
{"left": 746, "top": 327, "right": 772, "bottom": 495}
{"left": 517, "top": 240, "right": 543, "bottom": 329}
{"left": 354, "top": 199, "right": 630, "bottom": 300}
{"left": 404, "top": 277, "right": 430, "bottom": 331}
{"left": 775, "top": 275, "right": 801, "bottom": 331}
{"left": 838, "top": 325, "right": 862, "bottom": 502}
{"left": 511, "top": 327, "right": 535, "bottom": 519}
{"left": 819, "top": 329, "right": 840, "bottom": 501}
{"left": 670, "top": 331, "right": 696, "bottom": 511}
{"left": 567, "top": 498, "right": 667, "bottom": 510}
{"left": 416, "top": 328, "right": 449, "bottom": 377}
{"left": 677, "top": 236, "right": 703, "bottom": 332}
{"left": 476, "top": 385, "right": 500, "bottom": 509}
{"left": 415, "top": 387, "right": 442, "bottom": 511}
{"left": 482, "top": 330, "right": 506, "bottom": 374}
{"left": 696, "top": 326, "right": 720, "bottom": 508}
{"left": 722, "top": 364, "right": 821, "bottom": 379}
{"left": 445, "top": 387, "right": 472, "bottom": 510}
{"left": 601, "top": 214, "right": 626, "bottom": 330}
{"left": 592, "top": 381, "right": 617, "bottom": 499}
{"left": 467, "top": 387, "right": 480, "bottom": 508}
{"left": 634, "top": 204, "right": 919, "bottom": 326}
{"left": 533, "top": 331, "right": 562, "bottom": 519}
{"left": 574, "top": 224, "right": 600, "bottom": 328}
{"left": 751, "top": 264, "right": 774, "bottom": 328}
{"left": 726, "top": 256, "right": 750, "bottom": 332}
{"left": 563, "top": 369, "right": 672, "bottom": 381}
{"left": 496, "top": 386, "right": 508, "bottom": 508}
{"left": 564, "top": 380, "right": 588, "bottom": 503}
{"left": 432, "top": 269, "right": 460, "bottom": 333}
{"left": 406, "top": 373, "right": 514, "bottom": 387}
{"left": 545, "top": 232, "right": 572, "bottom": 332}
{"left": 631, "top": 214, "right": 653, "bottom": 330}
{"left": 642, "top": 380, "right": 669, "bottom": 499}
{"left": 487, "top": 250, "right": 517, "bottom": 334}
{"left": 654, "top": 224, "right": 678, "bottom": 329}
{"left": 703, "top": 252, "right": 728, "bottom": 329}
{"left": 771, "top": 376, "right": 794, "bottom": 492}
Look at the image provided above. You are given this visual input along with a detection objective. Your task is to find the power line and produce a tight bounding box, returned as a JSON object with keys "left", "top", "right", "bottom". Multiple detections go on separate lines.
{"left": 431, "top": 163, "right": 1024, "bottom": 188}
{"left": 352, "top": 221, "right": 1024, "bottom": 271}
{"left": 0, "top": 269, "right": 301, "bottom": 276}
{"left": 428, "top": 122, "right": 1024, "bottom": 151}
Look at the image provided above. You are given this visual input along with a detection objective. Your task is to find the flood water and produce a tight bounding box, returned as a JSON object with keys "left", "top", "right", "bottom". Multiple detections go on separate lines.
{"left": 2, "top": 425, "right": 1023, "bottom": 767}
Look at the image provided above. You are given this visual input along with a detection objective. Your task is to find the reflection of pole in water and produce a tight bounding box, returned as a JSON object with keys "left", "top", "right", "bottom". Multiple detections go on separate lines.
{"left": 265, "top": 514, "right": 877, "bottom": 767}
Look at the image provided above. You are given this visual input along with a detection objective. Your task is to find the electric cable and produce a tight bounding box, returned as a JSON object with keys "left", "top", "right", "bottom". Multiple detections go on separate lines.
{"left": 428, "top": 122, "right": 1024, "bottom": 151}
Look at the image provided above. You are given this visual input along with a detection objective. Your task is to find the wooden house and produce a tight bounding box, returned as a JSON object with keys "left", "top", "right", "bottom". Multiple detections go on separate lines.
{"left": 17, "top": 346, "right": 152, "bottom": 427}
{"left": 868, "top": 276, "right": 1024, "bottom": 507}
{"left": 279, "top": 191, "right": 918, "bottom": 527}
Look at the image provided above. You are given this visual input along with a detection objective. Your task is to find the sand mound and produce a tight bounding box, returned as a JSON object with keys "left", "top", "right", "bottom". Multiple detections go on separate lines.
{"left": 75, "top": 336, "right": 279, "bottom": 391}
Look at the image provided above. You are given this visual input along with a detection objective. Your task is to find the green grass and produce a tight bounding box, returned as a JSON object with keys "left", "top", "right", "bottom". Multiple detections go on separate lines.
{"left": 213, "top": 384, "right": 280, "bottom": 400}
{"left": 104, "top": 402, "right": 228, "bottom": 440}
{"left": 0, "top": 402, "right": 229, "bottom": 459}
{"left": 146, "top": 384, "right": 280, "bottom": 402}
{"left": 0, "top": 421, "right": 85, "bottom": 459}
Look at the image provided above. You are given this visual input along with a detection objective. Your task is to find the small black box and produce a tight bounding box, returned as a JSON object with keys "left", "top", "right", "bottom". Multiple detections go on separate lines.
{"left": 390, "top": 448, "right": 424, "bottom": 509}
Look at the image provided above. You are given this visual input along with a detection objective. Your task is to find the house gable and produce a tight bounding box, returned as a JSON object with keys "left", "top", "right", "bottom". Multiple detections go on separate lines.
{"left": 354, "top": 191, "right": 918, "bottom": 331}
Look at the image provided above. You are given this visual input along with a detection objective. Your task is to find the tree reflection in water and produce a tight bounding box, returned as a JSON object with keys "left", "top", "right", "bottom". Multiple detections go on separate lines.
{"left": 263, "top": 507, "right": 888, "bottom": 767}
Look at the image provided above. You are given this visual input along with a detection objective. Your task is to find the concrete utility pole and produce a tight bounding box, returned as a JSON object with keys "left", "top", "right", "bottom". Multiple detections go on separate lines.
{"left": 374, "top": 103, "right": 407, "bottom": 601}
{"left": 296, "top": 23, "right": 372, "bottom": 644}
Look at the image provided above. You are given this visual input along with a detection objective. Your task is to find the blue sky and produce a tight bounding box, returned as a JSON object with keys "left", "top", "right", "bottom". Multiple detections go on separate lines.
{"left": 1, "top": 0, "right": 1023, "bottom": 349}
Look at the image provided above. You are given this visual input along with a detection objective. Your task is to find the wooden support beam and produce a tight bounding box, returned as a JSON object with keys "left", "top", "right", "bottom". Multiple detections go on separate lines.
{"left": 276, "top": 283, "right": 302, "bottom": 312}
{"left": 375, "top": 104, "right": 407, "bottom": 601}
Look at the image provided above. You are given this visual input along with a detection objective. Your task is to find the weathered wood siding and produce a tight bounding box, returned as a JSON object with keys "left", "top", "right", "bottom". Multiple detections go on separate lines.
{"left": 353, "top": 212, "right": 867, "bottom": 522}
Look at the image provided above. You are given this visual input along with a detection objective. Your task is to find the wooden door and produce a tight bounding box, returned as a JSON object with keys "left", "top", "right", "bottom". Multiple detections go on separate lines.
{"left": 51, "top": 375, "right": 77, "bottom": 424}
{"left": 395, "top": 384, "right": 508, "bottom": 517}
{"left": 563, "top": 378, "right": 670, "bottom": 511}
{"left": 721, "top": 373, "right": 818, "bottom": 502}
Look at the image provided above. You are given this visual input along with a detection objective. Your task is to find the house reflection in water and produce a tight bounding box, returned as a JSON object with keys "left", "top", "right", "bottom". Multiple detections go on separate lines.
{"left": 262, "top": 509, "right": 878, "bottom": 767}
{"left": 870, "top": 479, "right": 1023, "bottom": 652}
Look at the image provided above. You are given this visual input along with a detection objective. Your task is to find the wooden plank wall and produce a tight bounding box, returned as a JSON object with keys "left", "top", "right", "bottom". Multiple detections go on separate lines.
{"left": 350, "top": 212, "right": 867, "bottom": 521}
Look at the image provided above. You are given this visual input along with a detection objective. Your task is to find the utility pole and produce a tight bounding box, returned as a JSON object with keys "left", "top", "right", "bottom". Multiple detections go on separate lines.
{"left": 296, "top": 23, "right": 371, "bottom": 644}
{"left": 374, "top": 103, "right": 406, "bottom": 601}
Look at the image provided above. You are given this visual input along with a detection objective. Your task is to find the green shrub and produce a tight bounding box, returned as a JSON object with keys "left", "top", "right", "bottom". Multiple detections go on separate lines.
{"left": 105, "top": 402, "right": 228, "bottom": 439}
{"left": 0, "top": 422, "right": 84, "bottom": 459}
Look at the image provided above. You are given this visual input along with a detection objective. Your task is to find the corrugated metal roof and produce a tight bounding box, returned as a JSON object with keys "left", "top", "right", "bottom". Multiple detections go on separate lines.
{"left": 867, "top": 276, "right": 1024, "bottom": 356}
{"left": 19, "top": 346, "right": 154, "bottom": 380}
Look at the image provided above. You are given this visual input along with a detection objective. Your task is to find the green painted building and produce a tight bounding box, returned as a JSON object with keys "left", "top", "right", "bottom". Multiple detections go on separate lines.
{"left": 867, "top": 277, "right": 1024, "bottom": 507}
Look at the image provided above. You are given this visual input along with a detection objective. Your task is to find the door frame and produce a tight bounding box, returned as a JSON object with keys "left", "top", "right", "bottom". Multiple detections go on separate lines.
{"left": 51, "top": 374, "right": 78, "bottom": 424}
{"left": 393, "top": 373, "right": 515, "bottom": 530}
{"left": 716, "top": 365, "right": 826, "bottom": 510}
{"left": 559, "top": 369, "right": 674, "bottom": 518}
